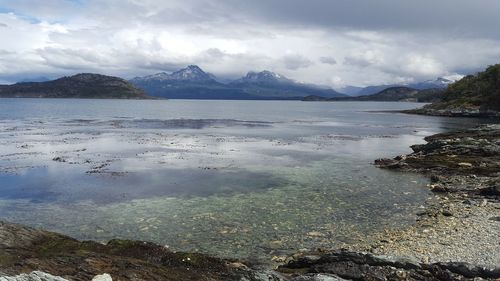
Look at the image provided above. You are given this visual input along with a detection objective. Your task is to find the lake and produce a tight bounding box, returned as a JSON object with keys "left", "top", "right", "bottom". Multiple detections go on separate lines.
{"left": 0, "top": 99, "right": 485, "bottom": 261}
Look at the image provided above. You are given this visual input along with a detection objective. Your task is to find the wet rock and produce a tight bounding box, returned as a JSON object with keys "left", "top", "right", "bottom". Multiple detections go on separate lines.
{"left": 279, "top": 250, "right": 500, "bottom": 280}
{"left": 376, "top": 125, "right": 500, "bottom": 198}
{"left": 290, "top": 273, "right": 347, "bottom": 281}
{"left": 0, "top": 221, "right": 275, "bottom": 281}
{"left": 51, "top": 157, "right": 66, "bottom": 162}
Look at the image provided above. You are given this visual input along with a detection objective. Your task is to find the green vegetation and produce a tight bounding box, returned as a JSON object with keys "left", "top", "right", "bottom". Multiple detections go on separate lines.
{"left": 432, "top": 64, "right": 500, "bottom": 112}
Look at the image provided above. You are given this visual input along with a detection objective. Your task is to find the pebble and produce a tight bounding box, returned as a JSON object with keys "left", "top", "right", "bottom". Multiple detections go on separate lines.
{"left": 442, "top": 210, "right": 453, "bottom": 217}
{"left": 307, "top": 231, "right": 325, "bottom": 237}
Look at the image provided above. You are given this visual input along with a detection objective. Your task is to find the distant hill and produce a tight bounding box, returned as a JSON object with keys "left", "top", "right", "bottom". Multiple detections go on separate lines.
{"left": 409, "top": 64, "right": 500, "bottom": 117}
{"left": 130, "top": 66, "right": 347, "bottom": 100}
{"left": 0, "top": 74, "right": 151, "bottom": 99}
{"left": 304, "top": 87, "right": 444, "bottom": 102}
{"left": 341, "top": 77, "right": 457, "bottom": 97}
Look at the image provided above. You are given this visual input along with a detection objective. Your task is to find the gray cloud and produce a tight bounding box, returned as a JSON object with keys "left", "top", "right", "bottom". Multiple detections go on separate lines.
{"left": 319, "top": 57, "right": 336, "bottom": 65}
{"left": 0, "top": 0, "right": 499, "bottom": 87}
{"left": 282, "top": 54, "right": 313, "bottom": 70}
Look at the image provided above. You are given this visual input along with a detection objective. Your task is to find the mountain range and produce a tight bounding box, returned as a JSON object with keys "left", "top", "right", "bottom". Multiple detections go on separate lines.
{"left": 304, "top": 87, "right": 445, "bottom": 102}
{"left": 0, "top": 74, "right": 150, "bottom": 99}
{"left": 1, "top": 65, "right": 457, "bottom": 101}
{"left": 340, "top": 77, "right": 457, "bottom": 97}
{"left": 130, "top": 65, "right": 347, "bottom": 100}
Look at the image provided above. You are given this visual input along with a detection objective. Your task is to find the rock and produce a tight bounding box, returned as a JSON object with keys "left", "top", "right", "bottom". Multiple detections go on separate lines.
{"left": 488, "top": 216, "right": 500, "bottom": 222}
{"left": 458, "top": 162, "right": 473, "bottom": 168}
{"left": 227, "top": 262, "right": 248, "bottom": 269}
{"left": 271, "top": 256, "right": 288, "bottom": 263}
{"left": 0, "top": 221, "right": 276, "bottom": 281}
{"left": 434, "top": 262, "right": 500, "bottom": 279}
{"left": 442, "top": 210, "right": 454, "bottom": 217}
{"left": 290, "top": 273, "right": 348, "bottom": 281}
{"left": 91, "top": 274, "right": 112, "bottom": 281}
{"left": 416, "top": 211, "right": 427, "bottom": 216}
{"left": 0, "top": 271, "right": 68, "bottom": 281}
{"left": 430, "top": 184, "right": 448, "bottom": 193}
{"left": 51, "top": 157, "right": 66, "bottom": 162}
{"left": 306, "top": 231, "right": 325, "bottom": 237}
{"left": 280, "top": 250, "right": 500, "bottom": 280}
{"left": 480, "top": 199, "right": 488, "bottom": 207}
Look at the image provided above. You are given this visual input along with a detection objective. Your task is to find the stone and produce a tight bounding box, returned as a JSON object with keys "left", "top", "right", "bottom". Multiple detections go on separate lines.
{"left": 442, "top": 210, "right": 454, "bottom": 217}
{"left": 306, "top": 231, "right": 325, "bottom": 237}
{"left": 91, "top": 274, "right": 112, "bottom": 281}
{"left": 0, "top": 271, "right": 68, "bottom": 281}
{"left": 290, "top": 273, "right": 348, "bottom": 281}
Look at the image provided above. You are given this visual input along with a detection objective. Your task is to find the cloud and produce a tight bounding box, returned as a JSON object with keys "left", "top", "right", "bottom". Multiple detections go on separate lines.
{"left": 343, "top": 50, "right": 383, "bottom": 67}
{"left": 0, "top": 0, "right": 499, "bottom": 87}
{"left": 282, "top": 54, "right": 313, "bottom": 70}
{"left": 319, "top": 56, "right": 336, "bottom": 65}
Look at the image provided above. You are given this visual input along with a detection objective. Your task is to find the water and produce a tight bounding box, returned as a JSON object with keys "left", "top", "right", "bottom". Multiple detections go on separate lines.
{"left": 0, "top": 99, "right": 485, "bottom": 261}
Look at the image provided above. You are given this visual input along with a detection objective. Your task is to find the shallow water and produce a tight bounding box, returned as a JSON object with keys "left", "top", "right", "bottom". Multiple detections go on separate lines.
{"left": 0, "top": 99, "right": 486, "bottom": 261}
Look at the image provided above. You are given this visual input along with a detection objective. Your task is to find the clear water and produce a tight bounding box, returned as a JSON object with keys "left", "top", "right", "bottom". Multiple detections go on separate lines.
{"left": 0, "top": 99, "right": 485, "bottom": 261}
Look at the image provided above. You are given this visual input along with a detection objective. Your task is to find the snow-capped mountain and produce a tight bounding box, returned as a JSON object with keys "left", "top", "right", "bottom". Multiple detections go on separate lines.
{"left": 231, "top": 70, "right": 294, "bottom": 85}
{"left": 230, "top": 70, "right": 346, "bottom": 98}
{"left": 130, "top": 66, "right": 346, "bottom": 99}
{"left": 341, "top": 76, "right": 462, "bottom": 97}
{"left": 131, "top": 65, "right": 216, "bottom": 83}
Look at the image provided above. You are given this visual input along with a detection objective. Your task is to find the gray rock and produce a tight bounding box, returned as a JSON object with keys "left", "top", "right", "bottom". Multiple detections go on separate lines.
{"left": 290, "top": 273, "right": 348, "bottom": 281}
{"left": 91, "top": 274, "right": 112, "bottom": 281}
{"left": 0, "top": 271, "right": 68, "bottom": 281}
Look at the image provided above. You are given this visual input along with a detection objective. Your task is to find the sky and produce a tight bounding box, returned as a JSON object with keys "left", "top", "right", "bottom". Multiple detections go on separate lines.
{"left": 0, "top": 0, "right": 499, "bottom": 88}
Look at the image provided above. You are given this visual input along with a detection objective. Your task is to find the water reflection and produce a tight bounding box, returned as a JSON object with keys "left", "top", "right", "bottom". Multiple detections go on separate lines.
{"left": 0, "top": 99, "right": 489, "bottom": 261}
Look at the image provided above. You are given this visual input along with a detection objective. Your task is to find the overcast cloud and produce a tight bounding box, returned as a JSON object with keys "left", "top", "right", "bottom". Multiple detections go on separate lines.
{"left": 0, "top": 0, "right": 499, "bottom": 88}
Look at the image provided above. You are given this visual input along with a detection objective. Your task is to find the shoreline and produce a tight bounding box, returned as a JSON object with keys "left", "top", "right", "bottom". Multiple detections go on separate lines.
{"left": 1, "top": 124, "right": 499, "bottom": 280}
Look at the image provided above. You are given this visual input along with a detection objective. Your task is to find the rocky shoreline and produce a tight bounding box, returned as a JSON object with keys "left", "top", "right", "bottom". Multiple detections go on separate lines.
{"left": 403, "top": 107, "right": 500, "bottom": 118}
{"left": 1, "top": 125, "right": 500, "bottom": 280}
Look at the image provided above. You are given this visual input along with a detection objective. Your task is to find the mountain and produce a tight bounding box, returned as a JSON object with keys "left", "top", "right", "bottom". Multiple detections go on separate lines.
{"left": 130, "top": 65, "right": 257, "bottom": 100}
{"left": 410, "top": 77, "right": 455, "bottom": 89}
{"left": 131, "top": 66, "right": 347, "bottom": 100}
{"left": 132, "top": 65, "right": 216, "bottom": 83}
{"left": 0, "top": 73, "right": 150, "bottom": 99}
{"left": 342, "top": 77, "right": 457, "bottom": 97}
{"left": 304, "top": 86, "right": 445, "bottom": 102}
{"left": 409, "top": 64, "right": 500, "bottom": 117}
{"left": 230, "top": 70, "right": 347, "bottom": 99}
{"left": 231, "top": 70, "right": 294, "bottom": 84}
